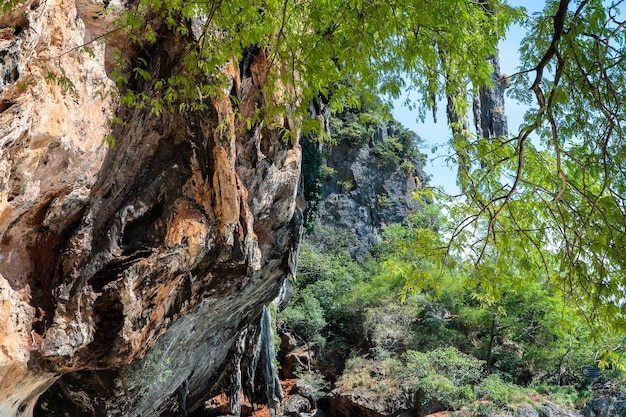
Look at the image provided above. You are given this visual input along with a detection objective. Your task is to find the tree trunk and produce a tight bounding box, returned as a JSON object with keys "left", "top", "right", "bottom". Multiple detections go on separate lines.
{"left": 486, "top": 313, "right": 499, "bottom": 374}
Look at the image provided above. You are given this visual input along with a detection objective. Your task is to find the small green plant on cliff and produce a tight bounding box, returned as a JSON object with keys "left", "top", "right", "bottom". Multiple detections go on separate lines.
{"left": 372, "top": 136, "right": 404, "bottom": 166}
{"left": 320, "top": 164, "right": 336, "bottom": 181}
{"left": 137, "top": 346, "right": 174, "bottom": 398}
{"left": 398, "top": 159, "right": 416, "bottom": 175}
{"left": 337, "top": 179, "right": 354, "bottom": 192}
{"left": 330, "top": 115, "right": 371, "bottom": 147}
{"left": 376, "top": 194, "right": 391, "bottom": 207}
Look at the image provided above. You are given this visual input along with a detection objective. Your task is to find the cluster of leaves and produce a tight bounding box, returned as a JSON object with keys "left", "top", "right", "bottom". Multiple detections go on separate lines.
{"left": 402, "top": 347, "right": 484, "bottom": 409}
{"left": 22, "top": 0, "right": 520, "bottom": 134}
{"left": 445, "top": 0, "right": 626, "bottom": 334}
{"left": 371, "top": 132, "right": 418, "bottom": 170}
{"left": 279, "top": 226, "right": 370, "bottom": 350}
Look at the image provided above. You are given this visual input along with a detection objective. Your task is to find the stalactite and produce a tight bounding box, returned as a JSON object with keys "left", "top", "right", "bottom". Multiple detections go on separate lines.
{"left": 242, "top": 320, "right": 262, "bottom": 405}
{"left": 177, "top": 379, "right": 188, "bottom": 417}
{"left": 261, "top": 305, "right": 283, "bottom": 417}
{"left": 229, "top": 330, "right": 246, "bottom": 416}
{"left": 231, "top": 306, "right": 282, "bottom": 416}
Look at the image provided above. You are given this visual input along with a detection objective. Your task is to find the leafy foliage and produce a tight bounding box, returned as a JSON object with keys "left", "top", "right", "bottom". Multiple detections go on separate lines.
{"left": 283, "top": 177, "right": 625, "bottom": 412}
{"left": 474, "top": 374, "right": 532, "bottom": 406}
{"left": 13, "top": 0, "right": 521, "bottom": 132}
{"left": 443, "top": 0, "right": 626, "bottom": 332}
{"left": 279, "top": 228, "right": 370, "bottom": 349}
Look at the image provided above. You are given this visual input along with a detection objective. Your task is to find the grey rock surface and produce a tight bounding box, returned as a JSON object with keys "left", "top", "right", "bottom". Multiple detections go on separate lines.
{"left": 584, "top": 392, "right": 626, "bottom": 417}
{"left": 0, "top": 35, "right": 20, "bottom": 95}
{"left": 490, "top": 402, "right": 583, "bottom": 417}
{"left": 318, "top": 137, "right": 423, "bottom": 259}
{"left": 284, "top": 394, "right": 312, "bottom": 416}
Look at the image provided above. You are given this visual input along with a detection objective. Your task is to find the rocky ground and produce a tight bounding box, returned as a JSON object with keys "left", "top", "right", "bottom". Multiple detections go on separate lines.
{"left": 188, "top": 333, "right": 626, "bottom": 417}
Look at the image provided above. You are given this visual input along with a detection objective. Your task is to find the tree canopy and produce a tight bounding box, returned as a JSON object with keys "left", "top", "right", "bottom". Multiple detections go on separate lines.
{"left": 441, "top": 0, "right": 626, "bottom": 336}
{"left": 65, "top": 0, "right": 521, "bottom": 125}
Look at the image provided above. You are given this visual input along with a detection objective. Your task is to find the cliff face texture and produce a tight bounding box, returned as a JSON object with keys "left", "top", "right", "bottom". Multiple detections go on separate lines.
{"left": 0, "top": 1, "right": 302, "bottom": 416}
{"left": 315, "top": 121, "right": 425, "bottom": 259}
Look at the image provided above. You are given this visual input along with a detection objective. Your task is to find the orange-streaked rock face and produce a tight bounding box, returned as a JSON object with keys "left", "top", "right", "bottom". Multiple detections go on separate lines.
{"left": 1, "top": 1, "right": 113, "bottom": 414}
{"left": 0, "top": 1, "right": 302, "bottom": 416}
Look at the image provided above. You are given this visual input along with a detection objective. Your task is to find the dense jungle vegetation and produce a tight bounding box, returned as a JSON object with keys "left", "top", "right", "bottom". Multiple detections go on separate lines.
{"left": 279, "top": 103, "right": 626, "bottom": 413}
{"left": 281, "top": 213, "right": 626, "bottom": 411}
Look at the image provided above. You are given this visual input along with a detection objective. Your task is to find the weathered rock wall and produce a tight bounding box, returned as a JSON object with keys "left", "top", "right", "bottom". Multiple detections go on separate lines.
{"left": 317, "top": 124, "right": 425, "bottom": 259}
{"left": 0, "top": 1, "right": 302, "bottom": 415}
{"left": 584, "top": 390, "right": 626, "bottom": 417}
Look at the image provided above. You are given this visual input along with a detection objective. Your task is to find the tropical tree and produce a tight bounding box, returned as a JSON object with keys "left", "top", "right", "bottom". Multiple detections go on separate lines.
{"left": 440, "top": 0, "right": 626, "bottom": 336}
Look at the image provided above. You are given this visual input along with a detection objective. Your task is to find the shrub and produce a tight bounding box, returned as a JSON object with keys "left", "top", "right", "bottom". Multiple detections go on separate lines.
{"left": 535, "top": 384, "right": 577, "bottom": 408}
{"left": 372, "top": 136, "right": 403, "bottom": 166}
{"left": 474, "top": 374, "right": 532, "bottom": 406}
{"left": 330, "top": 116, "right": 371, "bottom": 147}
{"left": 339, "top": 357, "right": 376, "bottom": 389}
{"left": 401, "top": 348, "right": 483, "bottom": 411}
{"left": 398, "top": 159, "right": 416, "bottom": 175}
{"left": 416, "top": 374, "right": 475, "bottom": 410}
{"left": 337, "top": 179, "right": 354, "bottom": 192}
{"left": 364, "top": 303, "right": 419, "bottom": 358}
{"left": 320, "top": 164, "right": 336, "bottom": 180}
{"left": 337, "top": 356, "right": 404, "bottom": 396}
{"left": 403, "top": 347, "right": 484, "bottom": 387}
{"left": 280, "top": 288, "right": 327, "bottom": 347}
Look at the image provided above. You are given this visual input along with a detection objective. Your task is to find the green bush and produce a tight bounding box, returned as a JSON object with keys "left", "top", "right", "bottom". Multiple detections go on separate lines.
{"left": 535, "top": 384, "right": 578, "bottom": 408}
{"left": 403, "top": 347, "right": 484, "bottom": 386}
{"left": 280, "top": 288, "right": 327, "bottom": 347}
{"left": 474, "top": 374, "right": 532, "bottom": 406}
{"left": 279, "top": 234, "right": 370, "bottom": 350}
{"left": 320, "top": 164, "right": 336, "bottom": 180}
{"left": 400, "top": 348, "right": 483, "bottom": 411}
{"left": 372, "top": 136, "right": 404, "bottom": 166}
{"left": 416, "top": 374, "right": 475, "bottom": 410}
{"left": 337, "top": 356, "right": 404, "bottom": 397}
{"left": 363, "top": 303, "right": 419, "bottom": 357}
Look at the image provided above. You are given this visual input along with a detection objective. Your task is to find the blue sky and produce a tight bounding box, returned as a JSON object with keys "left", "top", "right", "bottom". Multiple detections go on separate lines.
{"left": 392, "top": 0, "right": 543, "bottom": 194}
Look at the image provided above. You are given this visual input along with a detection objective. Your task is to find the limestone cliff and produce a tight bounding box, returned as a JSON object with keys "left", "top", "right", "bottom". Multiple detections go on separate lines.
{"left": 311, "top": 110, "right": 427, "bottom": 259}
{"left": 0, "top": 1, "right": 301, "bottom": 416}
